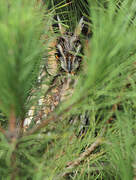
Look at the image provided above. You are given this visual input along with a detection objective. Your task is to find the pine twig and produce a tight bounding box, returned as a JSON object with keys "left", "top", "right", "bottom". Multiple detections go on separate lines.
{"left": 66, "top": 138, "right": 103, "bottom": 168}
{"left": 0, "top": 125, "right": 6, "bottom": 136}
{"left": 8, "top": 108, "right": 18, "bottom": 180}
{"left": 54, "top": 138, "right": 103, "bottom": 179}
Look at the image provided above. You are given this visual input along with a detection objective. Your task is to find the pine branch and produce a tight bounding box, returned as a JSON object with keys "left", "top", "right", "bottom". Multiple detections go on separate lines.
{"left": 54, "top": 138, "right": 103, "bottom": 179}
{"left": 0, "top": 125, "right": 6, "bottom": 136}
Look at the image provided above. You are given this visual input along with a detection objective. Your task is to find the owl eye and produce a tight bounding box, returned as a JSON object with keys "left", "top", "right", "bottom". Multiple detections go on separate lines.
{"left": 55, "top": 47, "right": 62, "bottom": 58}
{"left": 74, "top": 40, "right": 81, "bottom": 47}
{"left": 55, "top": 54, "right": 59, "bottom": 59}
{"left": 55, "top": 51, "right": 61, "bottom": 59}
{"left": 75, "top": 56, "right": 82, "bottom": 63}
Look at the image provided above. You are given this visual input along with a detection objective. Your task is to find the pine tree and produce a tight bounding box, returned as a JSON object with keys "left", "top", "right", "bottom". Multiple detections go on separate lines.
{"left": 0, "top": 0, "right": 136, "bottom": 179}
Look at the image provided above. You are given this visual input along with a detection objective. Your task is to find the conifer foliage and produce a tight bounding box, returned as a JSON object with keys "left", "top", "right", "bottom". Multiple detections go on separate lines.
{"left": 0, "top": 0, "right": 136, "bottom": 179}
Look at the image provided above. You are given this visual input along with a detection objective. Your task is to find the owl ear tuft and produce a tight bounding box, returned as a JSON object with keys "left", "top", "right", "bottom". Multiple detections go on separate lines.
{"left": 74, "top": 17, "right": 84, "bottom": 36}
{"left": 74, "top": 16, "right": 92, "bottom": 38}
{"left": 57, "top": 15, "right": 66, "bottom": 34}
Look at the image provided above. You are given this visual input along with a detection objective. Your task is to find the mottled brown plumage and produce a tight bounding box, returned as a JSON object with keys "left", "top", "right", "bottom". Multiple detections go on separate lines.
{"left": 23, "top": 17, "right": 87, "bottom": 131}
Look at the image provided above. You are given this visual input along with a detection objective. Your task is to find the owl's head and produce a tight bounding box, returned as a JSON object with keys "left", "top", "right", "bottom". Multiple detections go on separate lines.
{"left": 55, "top": 17, "right": 84, "bottom": 74}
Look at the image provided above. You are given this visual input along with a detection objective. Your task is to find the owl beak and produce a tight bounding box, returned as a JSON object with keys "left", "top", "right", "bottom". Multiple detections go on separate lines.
{"left": 67, "top": 58, "right": 72, "bottom": 73}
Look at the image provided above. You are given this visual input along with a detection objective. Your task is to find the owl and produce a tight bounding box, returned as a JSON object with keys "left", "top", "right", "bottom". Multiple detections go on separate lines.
{"left": 23, "top": 16, "right": 90, "bottom": 133}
